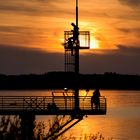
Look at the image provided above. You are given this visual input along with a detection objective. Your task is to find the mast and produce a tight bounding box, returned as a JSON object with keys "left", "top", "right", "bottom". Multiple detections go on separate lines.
{"left": 75, "top": 0, "right": 79, "bottom": 74}
{"left": 75, "top": 0, "right": 79, "bottom": 113}
{"left": 76, "top": 0, "right": 78, "bottom": 27}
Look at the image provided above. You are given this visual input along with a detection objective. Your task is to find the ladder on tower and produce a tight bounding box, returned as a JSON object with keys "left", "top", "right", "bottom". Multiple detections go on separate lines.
{"left": 64, "top": 30, "right": 90, "bottom": 72}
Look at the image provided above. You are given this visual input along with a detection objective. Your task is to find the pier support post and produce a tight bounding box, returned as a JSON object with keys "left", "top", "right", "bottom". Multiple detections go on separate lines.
{"left": 20, "top": 113, "right": 35, "bottom": 140}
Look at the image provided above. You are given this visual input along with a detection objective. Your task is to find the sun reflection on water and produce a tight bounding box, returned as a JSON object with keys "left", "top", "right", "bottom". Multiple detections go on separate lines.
{"left": 0, "top": 90, "right": 140, "bottom": 139}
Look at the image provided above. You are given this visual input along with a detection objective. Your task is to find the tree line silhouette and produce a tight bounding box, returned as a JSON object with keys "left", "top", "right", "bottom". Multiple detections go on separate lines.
{"left": 0, "top": 72, "right": 140, "bottom": 90}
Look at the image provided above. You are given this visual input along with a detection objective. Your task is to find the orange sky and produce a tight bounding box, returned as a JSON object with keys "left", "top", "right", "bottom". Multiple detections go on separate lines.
{"left": 0, "top": 0, "right": 140, "bottom": 53}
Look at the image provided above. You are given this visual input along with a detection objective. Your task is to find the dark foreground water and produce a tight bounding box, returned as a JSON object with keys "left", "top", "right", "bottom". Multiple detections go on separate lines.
{"left": 0, "top": 90, "right": 140, "bottom": 140}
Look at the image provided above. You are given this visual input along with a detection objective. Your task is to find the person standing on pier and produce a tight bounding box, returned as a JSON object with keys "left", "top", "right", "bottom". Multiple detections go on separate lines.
{"left": 91, "top": 88, "right": 101, "bottom": 110}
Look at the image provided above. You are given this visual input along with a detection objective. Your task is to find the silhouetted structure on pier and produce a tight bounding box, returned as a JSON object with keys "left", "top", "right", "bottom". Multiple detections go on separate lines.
{"left": 0, "top": 0, "right": 106, "bottom": 139}
{"left": 0, "top": 94, "right": 106, "bottom": 116}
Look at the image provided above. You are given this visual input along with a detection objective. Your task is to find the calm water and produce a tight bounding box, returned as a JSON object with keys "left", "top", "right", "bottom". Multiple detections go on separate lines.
{"left": 0, "top": 90, "right": 140, "bottom": 140}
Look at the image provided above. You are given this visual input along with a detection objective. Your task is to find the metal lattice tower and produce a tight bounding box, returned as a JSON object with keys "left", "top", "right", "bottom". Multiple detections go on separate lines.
{"left": 64, "top": 0, "right": 90, "bottom": 113}
{"left": 64, "top": 31, "right": 90, "bottom": 72}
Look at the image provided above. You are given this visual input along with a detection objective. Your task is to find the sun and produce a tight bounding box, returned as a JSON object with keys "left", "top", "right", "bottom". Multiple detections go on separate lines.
{"left": 79, "top": 35, "right": 99, "bottom": 49}
{"left": 90, "top": 37, "right": 99, "bottom": 49}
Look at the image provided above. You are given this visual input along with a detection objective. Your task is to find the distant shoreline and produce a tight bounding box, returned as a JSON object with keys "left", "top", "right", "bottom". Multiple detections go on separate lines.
{"left": 0, "top": 72, "right": 140, "bottom": 90}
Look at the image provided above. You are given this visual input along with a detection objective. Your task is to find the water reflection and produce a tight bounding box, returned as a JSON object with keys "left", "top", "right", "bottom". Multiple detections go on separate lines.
{"left": 36, "top": 90, "right": 140, "bottom": 139}
{"left": 0, "top": 90, "right": 140, "bottom": 139}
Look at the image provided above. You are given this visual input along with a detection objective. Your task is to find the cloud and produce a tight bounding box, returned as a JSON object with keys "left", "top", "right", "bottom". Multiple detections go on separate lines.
{"left": 0, "top": 0, "right": 73, "bottom": 17}
{"left": 117, "top": 28, "right": 131, "bottom": 33}
{"left": 89, "top": 44, "right": 140, "bottom": 56}
{"left": 80, "top": 45, "right": 140, "bottom": 74}
{"left": 0, "top": 1, "right": 39, "bottom": 15}
{"left": 116, "top": 44, "right": 140, "bottom": 55}
{"left": 0, "top": 25, "right": 45, "bottom": 34}
{"left": 117, "top": 27, "right": 140, "bottom": 37}
{"left": 118, "top": 0, "right": 140, "bottom": 8}
{"left": 0, "top": 25, "right": 62, "bottom": 52}
{"left": 0, "top": 44, "right": 140, "bottom": 75}
{"left": 0, "top": 44, "right": 63, "bottom": 74}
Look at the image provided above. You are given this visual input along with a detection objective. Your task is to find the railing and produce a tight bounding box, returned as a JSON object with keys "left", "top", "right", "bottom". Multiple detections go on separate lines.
{"left": 0, "top": 96, "right": 106, "bottom": 115}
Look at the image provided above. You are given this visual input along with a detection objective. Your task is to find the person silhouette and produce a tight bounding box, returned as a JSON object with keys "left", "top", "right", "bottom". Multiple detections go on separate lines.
{"left": 67, "top": 37, "right": 74, "bottom": 56}
{"left": 91, "top": 88, "right": 101, "bottom": 110}
{"left": 71, "top": 23, "right": 79, "bottom": 44}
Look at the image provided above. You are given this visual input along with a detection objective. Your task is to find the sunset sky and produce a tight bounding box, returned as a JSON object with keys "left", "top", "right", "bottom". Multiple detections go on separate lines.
{"left": 0, "top": 0, "right": 140, "bottom": 74}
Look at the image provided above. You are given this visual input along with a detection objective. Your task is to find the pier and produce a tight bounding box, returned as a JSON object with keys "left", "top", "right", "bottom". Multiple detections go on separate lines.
{"left": 0, "top": 94, "right": 106, "bottom": 115}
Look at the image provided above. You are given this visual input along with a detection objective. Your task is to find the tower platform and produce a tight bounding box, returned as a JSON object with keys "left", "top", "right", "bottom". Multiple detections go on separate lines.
{"left": 0, "top": 95, "right": 106, "bottom": 115}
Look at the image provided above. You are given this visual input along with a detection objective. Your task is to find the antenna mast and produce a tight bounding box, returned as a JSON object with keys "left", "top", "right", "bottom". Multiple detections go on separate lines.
{"left": 76, "top": 0, "right": 78, "bottom": 27}
{"left": 75, "top": 0, "right": 79, "bottom": 74}
{"left": 75, "top": 0, "right": 80, "bottom": 113}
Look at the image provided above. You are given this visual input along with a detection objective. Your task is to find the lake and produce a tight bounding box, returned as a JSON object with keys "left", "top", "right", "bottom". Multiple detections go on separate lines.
{"left": 0, "top": 90, "right": 140, "bottom": 140}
